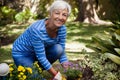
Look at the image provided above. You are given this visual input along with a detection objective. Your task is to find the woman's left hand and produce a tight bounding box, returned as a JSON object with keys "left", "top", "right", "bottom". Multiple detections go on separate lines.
{"left": 61, "top": 62, "right": 71, "bottom": 69}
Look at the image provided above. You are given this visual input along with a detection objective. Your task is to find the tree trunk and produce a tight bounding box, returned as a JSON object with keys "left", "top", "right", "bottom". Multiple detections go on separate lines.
{"left": 75, "top": 0, "right": 84, "bottom": 22}
{"left": 75, "top": 0, "right": 112, "bottom": 25}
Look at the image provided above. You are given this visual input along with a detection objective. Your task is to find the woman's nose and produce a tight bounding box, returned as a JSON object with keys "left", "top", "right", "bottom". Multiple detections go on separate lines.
{"left": 58, "top": 14, "right": 63, "bottom": 19}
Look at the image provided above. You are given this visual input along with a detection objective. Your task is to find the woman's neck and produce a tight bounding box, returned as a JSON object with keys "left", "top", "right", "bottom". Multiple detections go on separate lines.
{"left": 45, "top": 19, "right": 58, "bottom": 38}
{"left": 45, "top": 19, "right": 58, "bottom": 32}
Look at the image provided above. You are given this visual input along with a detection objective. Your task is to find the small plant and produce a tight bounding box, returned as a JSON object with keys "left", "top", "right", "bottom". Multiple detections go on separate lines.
{"left": 64, "top": 68, "right": 82, "bottom": 80}
{"left": 7, "top": 61, "right": 45, "bottom": 80}
{"left": 57, "top": 62, "right": 83, "bottom": 80}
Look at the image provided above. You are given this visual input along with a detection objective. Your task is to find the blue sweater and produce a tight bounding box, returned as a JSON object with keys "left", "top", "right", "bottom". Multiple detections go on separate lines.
{"left": 12, "top": 19, "right": 68, "bottom": 70}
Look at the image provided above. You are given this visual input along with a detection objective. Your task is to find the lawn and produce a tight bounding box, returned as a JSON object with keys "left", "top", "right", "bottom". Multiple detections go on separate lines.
{"left": 0, "top": 22, "right": 113, "bottom": 63}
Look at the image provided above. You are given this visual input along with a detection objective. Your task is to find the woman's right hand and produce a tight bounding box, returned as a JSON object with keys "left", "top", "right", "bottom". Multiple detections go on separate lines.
{"left": 48, "top": 67, "right": 67, "bottom": 80}
{"left": 52, "top": 71, "right": 67, "bottom": 80}
{"left": 48, "top": 67, "right": 58, "bottom": 77}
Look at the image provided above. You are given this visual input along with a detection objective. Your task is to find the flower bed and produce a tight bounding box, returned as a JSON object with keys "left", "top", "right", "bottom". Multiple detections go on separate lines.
{"left": 6, "top": 61, "right": 93, "bottom": 80}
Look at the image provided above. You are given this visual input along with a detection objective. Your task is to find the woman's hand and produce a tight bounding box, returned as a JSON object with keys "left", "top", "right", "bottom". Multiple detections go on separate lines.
{"left": 48, "top": 67, "right": 67, "bottom": 80}
{"left": 61, "top": 62, "right": 71, "bottom": 69}
{"left": 48, "top": 67, "right": 58, "bottom": 76}
{"left": 52, "top": 72, "right": 67, "bottom": 80}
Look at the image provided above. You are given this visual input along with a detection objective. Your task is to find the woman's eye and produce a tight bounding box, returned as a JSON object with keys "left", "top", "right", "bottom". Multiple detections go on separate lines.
{"left": 63, "top": 14, "right": 68, "bottom": 17}
{"left": 55, "top": 12, "right": 59, "bottom": 14}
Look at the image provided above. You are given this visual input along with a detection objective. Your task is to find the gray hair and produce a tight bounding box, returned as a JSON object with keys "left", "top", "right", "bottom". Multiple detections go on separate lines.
{"left": 49, "top": 0, "right": 71, "bottom": 16}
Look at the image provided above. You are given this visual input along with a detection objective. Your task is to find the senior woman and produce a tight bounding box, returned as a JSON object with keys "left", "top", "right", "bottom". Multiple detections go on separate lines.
{"left": 12, "top": 0, "right": 71, "bottom": 79}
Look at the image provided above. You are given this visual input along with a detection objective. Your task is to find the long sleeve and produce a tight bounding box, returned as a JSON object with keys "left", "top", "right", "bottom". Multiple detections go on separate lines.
{"left": 30, "top": 23, "right": 52, "bottom": 70}
{"left": 58, "top": 26, "right": 68, "bottom": 63}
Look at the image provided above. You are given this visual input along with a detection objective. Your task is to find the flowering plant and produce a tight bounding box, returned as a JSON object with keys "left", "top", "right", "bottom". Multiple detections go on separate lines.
{"left": 7, "top": 62, "right": 45, "bottom": 80}
{"left": 57, "top": 62, "right": 83, "bottom": 80}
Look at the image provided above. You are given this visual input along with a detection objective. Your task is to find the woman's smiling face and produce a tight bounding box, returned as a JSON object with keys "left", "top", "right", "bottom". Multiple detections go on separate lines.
{"left": 49, "top": 8, "right": 69, "bottom": 27}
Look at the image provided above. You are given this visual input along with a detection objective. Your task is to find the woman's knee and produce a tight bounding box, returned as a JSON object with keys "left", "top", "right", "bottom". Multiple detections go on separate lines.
{"left": 46, "top": 44, "right": 64, "bottom": 57}
{"left": 54, "top": 44, "right": 63, "bottom": 55}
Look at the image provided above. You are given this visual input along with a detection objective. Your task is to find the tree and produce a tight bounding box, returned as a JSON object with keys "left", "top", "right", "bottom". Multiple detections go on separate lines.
{"left": 75, "top": 0, "right": 112, "bottom": 25}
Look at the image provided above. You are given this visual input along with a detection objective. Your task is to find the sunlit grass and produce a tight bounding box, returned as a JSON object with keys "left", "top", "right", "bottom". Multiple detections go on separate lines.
{"left": 0, "top": 48, "right": 13, "bottom": 63}
{"left": 66, "top": 22, "right": 112, "bottom": 45}
{"left": 67, "top": 52, "right": 85, "bottom": 61}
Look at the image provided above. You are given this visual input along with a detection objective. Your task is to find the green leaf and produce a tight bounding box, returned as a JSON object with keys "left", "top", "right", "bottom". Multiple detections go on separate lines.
{"left": 114, "top": 33, "right": 120, "bottom": 41}
{"left": 105, "top": 53, "right": 120, "bottom": 65}
{"left": 15, "top": 12, "right": 24, "bottom": 22}
{"left": 92, "top": 37, "right": 115, "bottom": 53}
{"left": 114, "top": 48, "right": 120, "bottom": 56}
{"left": 111, "top": 34, "right": 120, "bottom": 47}
{"left": 107, "top": 39, "right": 115, "bottom": 46}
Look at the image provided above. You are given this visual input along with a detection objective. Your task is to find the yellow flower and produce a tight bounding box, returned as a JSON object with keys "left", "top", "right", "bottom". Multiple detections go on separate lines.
{"left": 34, "top": 62, "right": 39, "bottom": 67}
{"left": 38, "top": 68, "right": 42, "bottom": 73}
{"left": 18, "top": 66, "right": 25, "bottom": 72}
{"left": 36, "top": 64, "right": 39, "bottom": 67}
{"left": 26, "top": 67, "right": 32, "bottom": 74}
{"left": 9, "top": 64, "right": 13, "bottom": 66}
{"left": 19, "top": 78, "right": 23, "bottom": 80}
{"left": 20, "top": 72, "right": 24, "bottom": 75}
{"left": 18, "top": 74, "right": 21, "bottom": 78}
{"left": 23, "top": 75, "right": 27, "bottom": 79}
{"left": 10, "top": 67, "right": 14, "bottom": 72}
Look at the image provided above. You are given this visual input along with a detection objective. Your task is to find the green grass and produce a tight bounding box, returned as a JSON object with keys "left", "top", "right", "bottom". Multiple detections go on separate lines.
{"left": 0, "top": 22, "right": 113, "bottom": 63}
{"left": 66, "top": 22, "right": 112, "bottom": 45}
{"left": 0, "top": 48, "right": 13, "bottom": 63}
